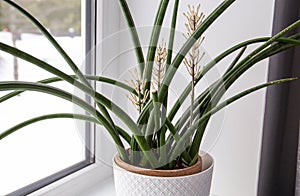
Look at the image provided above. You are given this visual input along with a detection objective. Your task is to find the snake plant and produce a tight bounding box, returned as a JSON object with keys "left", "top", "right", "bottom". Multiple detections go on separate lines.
{"left": 0, "top": 0, "right": 299, "bottom": 169}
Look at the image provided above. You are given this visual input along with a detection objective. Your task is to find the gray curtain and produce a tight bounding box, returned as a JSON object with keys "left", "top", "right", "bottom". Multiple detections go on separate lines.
{"left": 257, "top": 0, "right": 300, "bottom": 195}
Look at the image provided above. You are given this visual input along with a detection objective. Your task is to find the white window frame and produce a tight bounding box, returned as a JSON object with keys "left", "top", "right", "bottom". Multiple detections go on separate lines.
{"left": 29, "top": 1, "right": 121, "bottom": 195}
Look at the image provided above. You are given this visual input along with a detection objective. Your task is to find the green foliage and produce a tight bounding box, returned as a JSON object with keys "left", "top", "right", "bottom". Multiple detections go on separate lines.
{"left": 0, "top": 0, "right": 299, "bottom": 170}
{"left": 0, "top": 0, "right": 80, "bottom": 35}
{"left": 0, "top": 3, "right": 8, "bottom": 30}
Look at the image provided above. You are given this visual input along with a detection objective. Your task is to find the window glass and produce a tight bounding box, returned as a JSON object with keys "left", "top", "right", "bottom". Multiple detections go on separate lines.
{"left": 0, "top": 0, "right": 86, "bottom": 194}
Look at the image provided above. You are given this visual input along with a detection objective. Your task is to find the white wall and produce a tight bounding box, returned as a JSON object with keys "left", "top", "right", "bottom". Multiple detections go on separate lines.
{"left": 119, "top": 0, "right": 275, "bottom": 196}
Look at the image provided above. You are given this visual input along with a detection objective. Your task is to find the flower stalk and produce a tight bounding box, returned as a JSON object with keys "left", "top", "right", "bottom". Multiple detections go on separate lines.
{"left": 153, "top": 40, "right": 167, "bottom": 91}
{"left": 183, "top": 4, "right": 205, "bottom": 128}
{"left": 127, "top": 69, "right": 149, "bottom": 113}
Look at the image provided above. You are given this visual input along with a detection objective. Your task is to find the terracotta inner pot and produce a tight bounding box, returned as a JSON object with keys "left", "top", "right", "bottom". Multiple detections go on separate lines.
{"left": 114, "top": 155, "right": 202, "bottom": 177}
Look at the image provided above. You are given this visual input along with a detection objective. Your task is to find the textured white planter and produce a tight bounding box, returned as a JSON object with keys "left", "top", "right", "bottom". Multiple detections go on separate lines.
{"left": 113, "top": 152, "right": 214, "bottom": 196}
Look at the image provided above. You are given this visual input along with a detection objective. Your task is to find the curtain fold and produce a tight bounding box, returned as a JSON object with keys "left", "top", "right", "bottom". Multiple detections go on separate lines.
{"left": 257, "top": 0, "right": 300, "bottom": 195}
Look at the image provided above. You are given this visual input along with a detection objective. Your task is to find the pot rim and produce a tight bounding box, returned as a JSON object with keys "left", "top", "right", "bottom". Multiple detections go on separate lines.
{"left": 113, "top": 152, "right": 214, "bottom": 178}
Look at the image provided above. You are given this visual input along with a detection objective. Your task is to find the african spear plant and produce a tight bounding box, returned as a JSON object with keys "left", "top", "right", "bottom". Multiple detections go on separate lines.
{"left": 0, "top": 0, "right": 299, "bottom": 170}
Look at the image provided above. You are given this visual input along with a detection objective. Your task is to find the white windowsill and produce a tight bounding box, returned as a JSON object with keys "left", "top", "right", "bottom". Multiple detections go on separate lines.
{"left": 32, "top": 163, "right": 223, "bottom": 196}
{"left": 30, "top": 163, "right": 115, "bottom": 196}
{"left": 79, "top": 177, "right": 115, "bottom": 196}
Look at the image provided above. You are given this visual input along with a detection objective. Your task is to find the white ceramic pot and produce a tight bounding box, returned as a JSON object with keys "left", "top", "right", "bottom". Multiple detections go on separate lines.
{"left": 113, "top": 152, "right": 214, "bottom": 196}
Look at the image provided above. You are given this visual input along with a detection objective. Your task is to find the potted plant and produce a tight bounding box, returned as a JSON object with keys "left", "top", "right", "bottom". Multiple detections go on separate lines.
{"left": 0, "top": 0, "right": 299, "bottom": 195}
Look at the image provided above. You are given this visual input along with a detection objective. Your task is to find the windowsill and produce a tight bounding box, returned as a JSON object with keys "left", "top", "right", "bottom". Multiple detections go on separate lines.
{"left": 32, "top": 163, "right": 221, "bottom": 196}
{"left": 79, "top": 176, "right": 115, "bottom": 196}
{"left": 30, "top": 163, "right": 115, "bottom": 196}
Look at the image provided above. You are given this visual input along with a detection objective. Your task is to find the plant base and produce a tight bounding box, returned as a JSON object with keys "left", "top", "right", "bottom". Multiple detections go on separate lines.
{"left": 113, "top": 152, "right": 214, "bottom": 196}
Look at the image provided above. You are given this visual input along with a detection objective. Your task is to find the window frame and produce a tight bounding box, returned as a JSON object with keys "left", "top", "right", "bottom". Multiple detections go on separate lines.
{"left": 5, "top": 0, "right": 99, "bottom": 195}
{"left": 27, "top": 1, "right": 121, "bottom": 195}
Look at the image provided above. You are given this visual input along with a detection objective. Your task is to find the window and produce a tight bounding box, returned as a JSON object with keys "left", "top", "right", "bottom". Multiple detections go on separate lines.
{"left": 0, "top": 0, "right": 95, "bottom": 195}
